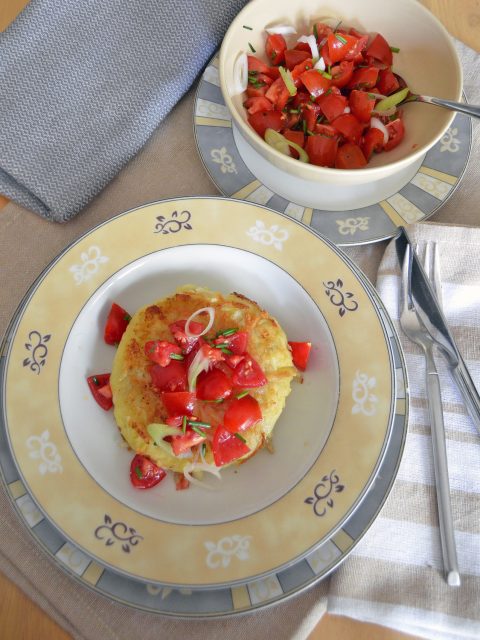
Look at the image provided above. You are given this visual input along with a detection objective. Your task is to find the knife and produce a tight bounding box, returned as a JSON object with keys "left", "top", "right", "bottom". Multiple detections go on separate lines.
{"left": 396, "top": 227, "right": 480, "bottom": 436}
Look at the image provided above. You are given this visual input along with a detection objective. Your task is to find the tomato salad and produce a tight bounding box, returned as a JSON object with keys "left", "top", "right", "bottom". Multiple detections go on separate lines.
{"left": 87, "top": 302, "right": 311, "bottom": 491}
{"left": 239, "top": 21, "right": 409, "bottom": 169}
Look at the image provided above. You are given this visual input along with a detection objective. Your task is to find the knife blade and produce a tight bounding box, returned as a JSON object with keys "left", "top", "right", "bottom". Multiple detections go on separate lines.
{"left": 395, "top": 226, "right": 480, "bottom": 436}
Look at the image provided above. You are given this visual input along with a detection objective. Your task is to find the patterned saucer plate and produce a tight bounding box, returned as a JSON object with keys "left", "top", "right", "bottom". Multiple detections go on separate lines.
{"left": 1, "top": 197, "right": 408, "bottom": 616}
{"left": 194, "top": 57, "right": 471, "bottom": 247}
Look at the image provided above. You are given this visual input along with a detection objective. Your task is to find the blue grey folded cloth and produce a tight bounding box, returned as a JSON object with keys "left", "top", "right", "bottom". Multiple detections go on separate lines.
{"left": 0, "top": 0, "right": 248, "bottom": 222}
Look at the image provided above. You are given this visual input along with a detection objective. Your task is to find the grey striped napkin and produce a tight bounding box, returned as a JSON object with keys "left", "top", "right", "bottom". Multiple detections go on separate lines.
{"left": 327, "top": 222, "right": 480, "bottom": 640}
{"left": 0, "top": 0, "right": 248, "bottom": 222}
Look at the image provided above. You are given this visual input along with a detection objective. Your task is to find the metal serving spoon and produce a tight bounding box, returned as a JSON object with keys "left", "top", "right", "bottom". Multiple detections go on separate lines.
{"left": 402, "top": 94, "right": 480, "bottom": 119}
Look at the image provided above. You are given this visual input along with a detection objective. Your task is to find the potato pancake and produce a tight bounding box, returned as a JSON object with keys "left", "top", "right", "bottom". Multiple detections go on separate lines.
{"left": 110, "top": 285, "right": 296, "bottom": 475}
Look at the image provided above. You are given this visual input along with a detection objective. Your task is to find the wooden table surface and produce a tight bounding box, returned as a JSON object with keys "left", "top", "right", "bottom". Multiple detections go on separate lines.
{"left": 0, "top": 1, "right": 478, "bottom": 638}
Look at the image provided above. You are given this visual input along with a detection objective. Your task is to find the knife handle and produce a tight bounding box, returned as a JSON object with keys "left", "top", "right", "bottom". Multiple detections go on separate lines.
{"left": 424, "top": 346, "right": 461, "bottom": 586}
{"left": 451, "top": 361, "right": 480, "bottom": 437}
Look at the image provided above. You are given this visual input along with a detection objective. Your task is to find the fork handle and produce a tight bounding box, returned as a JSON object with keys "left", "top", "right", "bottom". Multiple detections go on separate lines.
{"left": 424, "top": 348, "right": 461, "bottom": 586}
{"left": 419, "top": 96, "right": 480, "bottom": 120}
{"left": 451, "top": 361, "right": 480, "bottom": 436}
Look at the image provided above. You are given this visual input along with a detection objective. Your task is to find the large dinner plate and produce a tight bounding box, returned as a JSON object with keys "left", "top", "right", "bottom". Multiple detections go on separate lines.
{"left": 1, "top": 197, "right": 405, "bottom": 589}
{"left": 194, "top": 57, "right": 471, "bottom": 246}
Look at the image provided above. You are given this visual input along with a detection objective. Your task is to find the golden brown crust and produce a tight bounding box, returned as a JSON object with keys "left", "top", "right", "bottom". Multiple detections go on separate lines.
{"left": 110, "top": 285, "right": 295, "bottom": 473}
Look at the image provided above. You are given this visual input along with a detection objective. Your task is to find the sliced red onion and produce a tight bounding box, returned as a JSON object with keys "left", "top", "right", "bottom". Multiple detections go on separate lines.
{"left": 233, "top": 52, "right": 248, "bottom": 95}
{"left": 313, "top": 56, "right": 326, "bottom": 71}
{"left": 297, "top": 34, "right": 319, "bottom": 61}
{"left": 370, "top": 117, "right": 389, "bottom": 145}
{"left": 185, "top": 306, "right": 215, "bottom": 338}
{"left": 187, "top": 346, "right": 212, "bottom": 391}
{"left": 265, "top": 24, "right": 297, "bottom": 35}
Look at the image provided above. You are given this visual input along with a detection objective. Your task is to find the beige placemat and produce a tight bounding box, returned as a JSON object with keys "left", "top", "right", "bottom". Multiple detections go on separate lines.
{"left": 0, "top": 39, "right": 478, "bottom": 640}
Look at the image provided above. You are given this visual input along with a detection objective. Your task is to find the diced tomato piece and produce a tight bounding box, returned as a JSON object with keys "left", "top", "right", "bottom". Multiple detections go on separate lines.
{"left": 265, "top": 33, "right": 287, "bottom": 65}
{"left": 330, "top": 60, "right": 354, "bottom": 88}
{"left": 104, "top": 303, "right": 130, "bottom": 346}
{"left": 331, "top": 113, "right": 364, "bottom": 144}
{"left": 291, "top": 58, "right": 314, "bottom": 87}
{"left": 361, "top": 127, "right": 385, "bottom": 160}
{"left": 248, "top": 109, "right": 284, "bottom": 138}
{"left": 283, "top": 129, "right": 305, "bottom": 158}
{"left": 300, "top": 69, "right": 331, "bottom": 98}
{"left": 344, "top": 34, "right": 369, "bottom": 62}
{"left": 213, "top": 330, "right": 248, "bottom": 355}
{"left": 174, "top": 473, "right": 190, "bottom": 491}
{"left": 384, "top": 118, "right": 405, "bottom": 151}
{"left": 294, "top": 41, "right": 312, "bottom": 53}
{"left": 212, "top": 426, "right": 250, "bottom": 467}
{"left": 347, "top": 67, "right": 379, "bottom": 90}
{"left": 247, "top": 55, "right": 273, "bottom": 76}
{"left": 349, "top": 90, "right": 376, "bottom": 123}
{"left": 327, "top": 32, "right": 359, "bottom": 63}
{"left": 225, "top": 354, "right": 245, "bottom": 369}
{"left": 87, "top": 373, "right": 113, "bottom": 411}
{"left": 161, "top": 391, "right": 196, "bottom": 416}
{"left": 244, "top": 96, "right": 273, "bottom": 115}
{"left": 284, "top": 48, "right": 311, "bottom": 70}
{"left": 366, "top": 33, "right": 393, "bottom": 67}
{"left": 232, "top": 355, "right": 267, "bottom": 388}
{"left": 320, "top": 43, "right": 333, "bottom": 67}
{"left": 166, "top": 415, "right": 183, "bottom": 427}
{"left": 288, "top": 341, "right": 312, "bottom": 371}
{"left": 224, "top": 395, "right": 262, "bottom": 433}
{"left": 315, "top": 123, "right": 337, "bottom": 136}
{"left": 130, "top": 454, "right": 166, "bottom": 489}
{"left": 376, "top": 68, "right": 400, "bottom": 96}
{"left": 171, "top": 428, "right": 206, "bottom": 456}
{"left": 301, "top": 102, "right": 322, "bottom": 131}
{"left": 305, "top": 133, "right": 338, "bottom": 168}
{"left": 246, "top": 84, "right": 268, "bottom": 99}
{"left": 265, "top": 77, "right": 290, "bottom": 110}
{"left": 318, "top": 91, "right": 347, "bottom": 122}
{"left": 196, "top": 367, "right": 233, "bottom": 401}
{"left": 335, "top": 143, "right": 368, "bottom": 169}
{"left": 150, "top": 360, "right": 187, "bottom": 392}
{"left": 313, "top": 21, "right": 334, "bottom": 41}
{"left": 144, "top": 340, "right": 183, "bottom": 367}
{"left": 169, "top": 319, "right": 204, "bottom": 353}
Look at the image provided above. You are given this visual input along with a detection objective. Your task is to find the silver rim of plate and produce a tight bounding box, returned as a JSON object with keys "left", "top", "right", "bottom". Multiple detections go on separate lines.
{"left": 0, "top": 197, "right": 409, "bottom": 618}
{"left": 193, "top": 55, "right": 472, "bottom": 247}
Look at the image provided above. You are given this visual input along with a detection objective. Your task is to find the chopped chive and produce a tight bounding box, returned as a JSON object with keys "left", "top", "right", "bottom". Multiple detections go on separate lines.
{"left": 306, "top": 129, "right": 315, "bottom": 136}
{"left": 320, "top": 71, "right": 332, "bottom": 79}
{"left": 367, "top": 92, "right": 377, "bottom": 99}
{"left": 248, "top": 70, "right": 258, "bottom": 77}
{"left": 289, "top": 108, "right": 300, "bottom": 113}
{"left": 236, "top": 391, "right": 250, "bottom": 399}
{"left": 191, "top": 425, "right": 207, "bottom": 437}
{"left": 390, "top": 46, "right": 400, "bottom": 53}
{"left": 216, "top": 328, "right": 238, "bottom": 337}
{"left": 221, "top": 347, "right": 233, "bottom": 355}
{"left": 134, "top": 466, "right": 143, "bottom": 479}
{"left": 335, "top": 33, "right": 347, "bottom": 45}
{"left": 313, "top": 23, "right": 319, "bottom": 40}
{"left": 170, "top": 353, "right": 184, "bottom": 360}
{"left": 234, "top": 432, "right": 247, "bottom": 443}
{"left": 243, "top": 25, "right": 253, "bottom": 30}
{"left": 328, "top": 65, "right": 332, "bottom": 75}
{"left": 302, "top": 120, "right": 307, "bottom": 133}
{"left": 92, "top": 376, "right": 99, "bottom": 386}
{"left": 124, "top": 314, "right": 131, "bottom": 322}
{"left": 182, "top": 415, "right": 187, "bottom": 434}
{"left": 214, "top": 342, "right": 230, "bottom": 348}
{"left": 201, "top": 442, "right": 207, "bottom": 456}
{"left": 309, "top": 95, "right": 316, "bottom": 102}
{"left": 333, "top": 19, "right": 343, "bottom": 32}
{"left": 205, "top": 398, "right": 224, "bottom": 404}
{"left": 324, "top": 88, "right": 332, "bottom": 96}
{"left": 188, "top": 420, "right": 211, "bottom": 428}
{"left": 248, "top": 42, "right": 256, "bottom": 53}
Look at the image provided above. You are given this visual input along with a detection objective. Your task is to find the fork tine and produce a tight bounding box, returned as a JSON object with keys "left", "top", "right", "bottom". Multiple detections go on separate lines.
{"left": 401, "top": 242, "right": 412, "bottom": 313}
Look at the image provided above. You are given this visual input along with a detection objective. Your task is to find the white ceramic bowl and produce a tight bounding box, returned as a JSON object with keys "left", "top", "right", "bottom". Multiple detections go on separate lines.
{"left": 219, "top": 0, "right": 462, "bottom": 186}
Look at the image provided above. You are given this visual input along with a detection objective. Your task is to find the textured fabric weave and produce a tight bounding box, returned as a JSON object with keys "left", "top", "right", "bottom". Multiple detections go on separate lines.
{"left": 0, "top": 0, "right": 248, "bottom": 221}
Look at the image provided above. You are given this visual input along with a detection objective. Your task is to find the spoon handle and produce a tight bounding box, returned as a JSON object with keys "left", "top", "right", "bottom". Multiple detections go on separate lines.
{"left": 419, "top": 95, "right": 480, "bottom": 120}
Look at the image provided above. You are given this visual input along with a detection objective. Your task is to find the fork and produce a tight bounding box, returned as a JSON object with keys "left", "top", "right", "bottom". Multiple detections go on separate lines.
{"left": 400, "top": 242, "right": 461, "bottom": 586}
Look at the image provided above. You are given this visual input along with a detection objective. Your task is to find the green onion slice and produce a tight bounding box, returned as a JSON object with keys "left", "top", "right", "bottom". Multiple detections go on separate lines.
{"left": 147, "top": 423, "right": 180, "bottom": 456}
{"left": 278, "top": 66, "right": 297, "bottom": 97}
{"left": 390, "top": 46, "right": 400, "bottom": 53}
{"left": 375, "top": 87, "right": 409, "bottom": 112}
{"left": 335, "top": 33, "right": 347, "bottom": 45}
{"left": 264, "top": 128, "right": 309, "bottom": 163}
{"left": 170, "top": 353, "right": 184, "bottom": 360}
